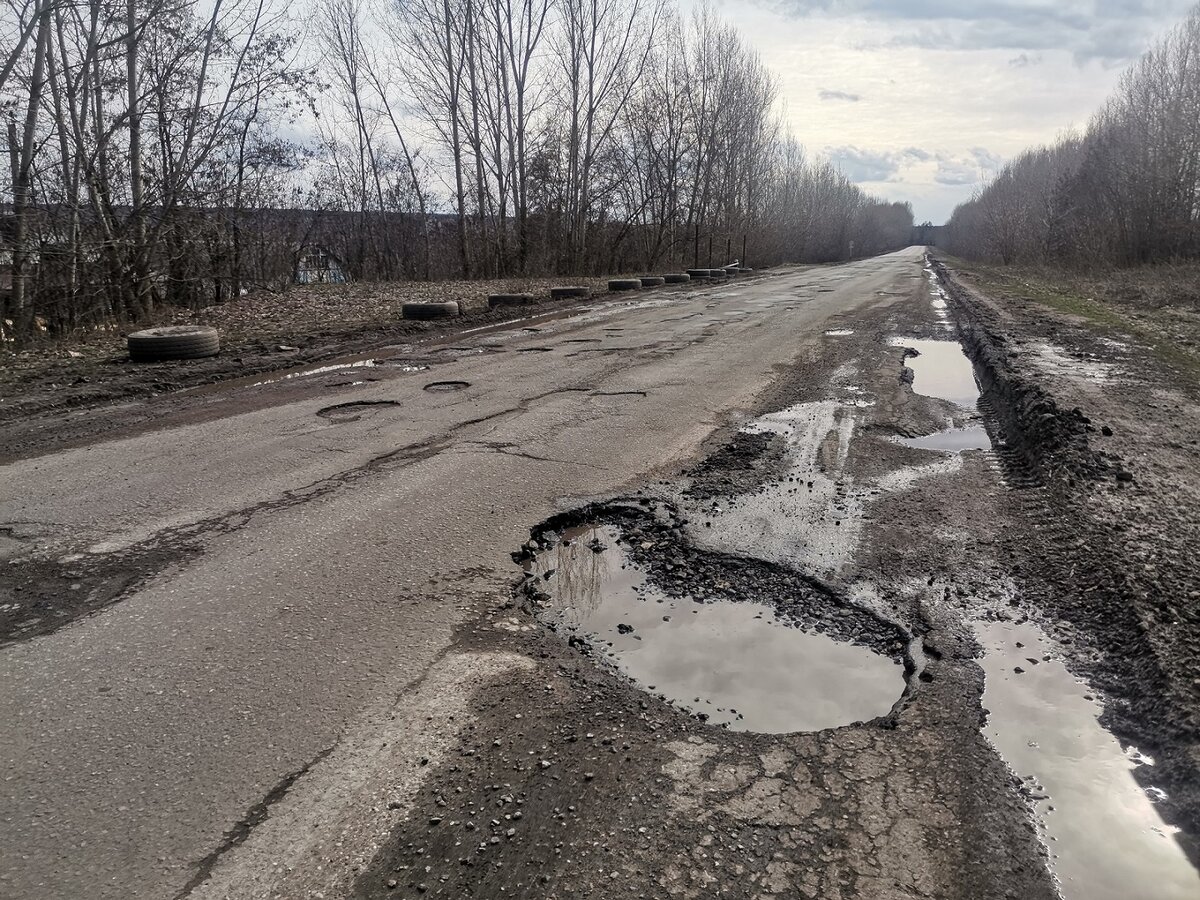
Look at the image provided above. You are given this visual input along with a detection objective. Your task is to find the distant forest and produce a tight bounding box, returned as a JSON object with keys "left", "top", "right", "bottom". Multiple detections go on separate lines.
{"left": 943, "top": 6, "right": 1200, "bottom": 269}
{"left": 0, "top": 0, "right": 914, "bottom": 343}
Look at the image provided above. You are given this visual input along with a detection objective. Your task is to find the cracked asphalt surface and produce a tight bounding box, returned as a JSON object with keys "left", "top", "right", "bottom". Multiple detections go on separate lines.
{"left": 1, "top": 247, "right": 1196, "bottom": 899}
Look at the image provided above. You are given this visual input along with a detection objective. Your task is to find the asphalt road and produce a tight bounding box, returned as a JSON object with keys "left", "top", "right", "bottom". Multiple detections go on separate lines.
{"left": 0, "top": 249, "right": 925, "bottom": 898}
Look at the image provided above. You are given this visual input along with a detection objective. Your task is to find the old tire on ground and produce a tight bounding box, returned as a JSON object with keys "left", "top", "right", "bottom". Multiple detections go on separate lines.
{"left": 639, "top": 276, "right": 666, "bottom": 287}
{"left": 685, "top": 269, "right": 710, "bottom": 279}
{"left": 706, "top": 268, "right": 728, "bottom": 279}
{"left": 738, "top": 267, "right": 754, "bottom": 273}
{"left": 488, "top": 293, "right": 537, "bottom": 309}
{"left": 608, "top": 279, "right": 641, "bottom": 292}
{"left": 550, "top": 286, "right": 589, "bottom": 300}
{"left": 128, "top": 325, "right": 220, "bottom": 362}
{"left": 723, "top": 266, "right": 740, "bottom": 276}
{"left": 403, "top": 300, "right": 460, "bottom": 320}
{"left": 663, "top": 273, "right": 691, "bottom": 284}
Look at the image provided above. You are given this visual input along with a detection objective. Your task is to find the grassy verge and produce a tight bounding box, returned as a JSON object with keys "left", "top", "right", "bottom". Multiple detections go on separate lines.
{"left": 938, "top": 254, "right": 1200, "bottom": 387}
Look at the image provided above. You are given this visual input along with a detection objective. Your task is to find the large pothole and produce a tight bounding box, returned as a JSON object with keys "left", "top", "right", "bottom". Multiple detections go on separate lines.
{"left": 516, "top": 504, "right": 910, "bottom": 733}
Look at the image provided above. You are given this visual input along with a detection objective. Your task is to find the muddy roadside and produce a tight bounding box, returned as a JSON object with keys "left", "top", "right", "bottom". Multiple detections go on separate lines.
{"left": 932, "top": 254, "right": 1200, "bottom": 861}
{"left": 0, "top": 274, "right": 717, "bottom": 435}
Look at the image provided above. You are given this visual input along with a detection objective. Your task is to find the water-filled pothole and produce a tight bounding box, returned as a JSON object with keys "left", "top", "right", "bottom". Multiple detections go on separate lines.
{"left": 824, "top": 329, "right": 854, "bottom": 336}
{"left": 423, "top": 380, "right": 470, "bottom": 392}
{"left": 977, "top": 620, "right": 1200, "bottom": 900}
{"left": 891, "top": 337, "right": 980, "bottom": 408}
{"left": 895, "top": 425, "right": 991, "bottom": 453}
{"left": 519, "top": 516, "right": 906, "bottom": 733}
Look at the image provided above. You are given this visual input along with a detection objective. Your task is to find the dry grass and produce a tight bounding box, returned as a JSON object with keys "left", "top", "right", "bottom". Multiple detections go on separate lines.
{"left": 942, "top": 255, "right": 1200, "bottom": 384}
{"left": 174, "top": 276, "right": 617, "bottom": 344}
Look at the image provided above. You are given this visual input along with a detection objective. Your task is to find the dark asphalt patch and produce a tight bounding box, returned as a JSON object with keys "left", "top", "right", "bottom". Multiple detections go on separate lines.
{"left": 1, "top": 544, "right": 198, "bottom": 647}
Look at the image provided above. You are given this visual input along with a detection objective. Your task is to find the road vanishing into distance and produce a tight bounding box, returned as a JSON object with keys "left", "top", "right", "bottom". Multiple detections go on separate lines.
{"left": 3, "top": 248, "right": 1197, "bottom": 900}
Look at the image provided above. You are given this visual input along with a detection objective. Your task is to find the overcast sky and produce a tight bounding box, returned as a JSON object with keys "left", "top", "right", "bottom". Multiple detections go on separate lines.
{"left": 701, "top": 0, "right": 1195, "bottom": 222}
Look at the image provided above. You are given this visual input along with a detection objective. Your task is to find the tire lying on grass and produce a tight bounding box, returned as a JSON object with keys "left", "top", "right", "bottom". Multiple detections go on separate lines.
{"left": 705, "top": 268, "right": 728, "bottom": 279}
{"left": 608, "top": 279, "right": 642, "bottom": 292}
{"left": 723, "top": 266, "right": 740, "bottom": 277}
{"left": 402, "top": 300, "right": 460, "bottom": 320}
{"left": 550, "top": 286, "right": 589, "bottom": 300}
{"left": 488, "top": 293, "right": 537, "bottom": 309}
{"left": 663, "top": 273, "right": 691, "bottom": 284}
{"left": 685, "top": 268, "right": 711, "bottom": 279}
{"left": 128, "top": 325, "right": 220, "bottom": 362}
{"left": 639, "top": 276, "right": 666, "bottom": 287}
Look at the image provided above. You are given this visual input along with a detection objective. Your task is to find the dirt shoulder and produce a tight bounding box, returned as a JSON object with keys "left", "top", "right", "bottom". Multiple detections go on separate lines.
{"left": 933, "top": 253, "right": 1200, "bottom": 855}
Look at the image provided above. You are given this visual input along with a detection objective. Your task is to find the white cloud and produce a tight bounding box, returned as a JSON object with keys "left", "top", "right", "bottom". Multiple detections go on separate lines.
{"left": 698, "top": 0, "right": 1191, "bottom": 221}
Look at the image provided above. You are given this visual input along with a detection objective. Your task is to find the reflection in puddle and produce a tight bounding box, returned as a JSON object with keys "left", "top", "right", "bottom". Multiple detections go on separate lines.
{"left": 976, "top": 621, "right": 1200, "bottom": 900}
{"left": 890, "top": 337, "right": 980, "bottom": 408}
{"left": 824, "top": 329, "right": 854, "bottom": 336}
{"left": 895, "top": 425, "right": 991, "bottom": 453}
{"left": 529, "top": 525, "right": 903, "bottom": 733}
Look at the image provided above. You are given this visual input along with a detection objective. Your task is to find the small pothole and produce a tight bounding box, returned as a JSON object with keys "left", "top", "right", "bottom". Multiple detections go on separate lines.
{"left": 424, "top": 381, "right": 471, "bottom": 392}
{"left": 315, "top": 400, "right": 401, "bottom": 422}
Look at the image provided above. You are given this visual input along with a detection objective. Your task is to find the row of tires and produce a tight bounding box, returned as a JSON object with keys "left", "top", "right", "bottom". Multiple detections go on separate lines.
{"left": 126, "top": 265, "right": 758, "bottom": 360}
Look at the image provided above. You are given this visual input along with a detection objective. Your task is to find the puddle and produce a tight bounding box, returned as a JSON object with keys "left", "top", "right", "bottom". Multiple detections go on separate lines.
{"left": 527, "top": 525, "right": 903, "bottom": 732}
{"left": 890, "top": 337, "right": 980, "bottom": 409}
{"left": 976, "top": 620, "right": 1200, "bottom": 900}
{"left": 895, "top": 424, "right": 991, "bottom": 453}
{"left": 824, "top": 329, "right": 854, "bottom": 336}
{"left": 423, "top": 381, "right": 470, "bottom": 392}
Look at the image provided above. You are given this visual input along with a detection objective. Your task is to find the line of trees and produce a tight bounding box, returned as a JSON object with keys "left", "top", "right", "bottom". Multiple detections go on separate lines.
{"left": 942, "top": 5, "right": 1200, "bottom": 268}
{"left": 0, "top": 0, "right": 913, "bottom": 343}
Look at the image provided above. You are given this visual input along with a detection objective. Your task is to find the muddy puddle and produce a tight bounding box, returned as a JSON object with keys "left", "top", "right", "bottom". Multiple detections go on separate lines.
{"left": 895, "top": 424, "right": 991, "bottom": 453}
{"left": 976, "top": 620, "right": 1200, "bottom": 900}
{"left": 891, "top": 337, "right": 980, "bottom": 409}
{"left": 525, "top": 524, "right": 903, "bottom": 732}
